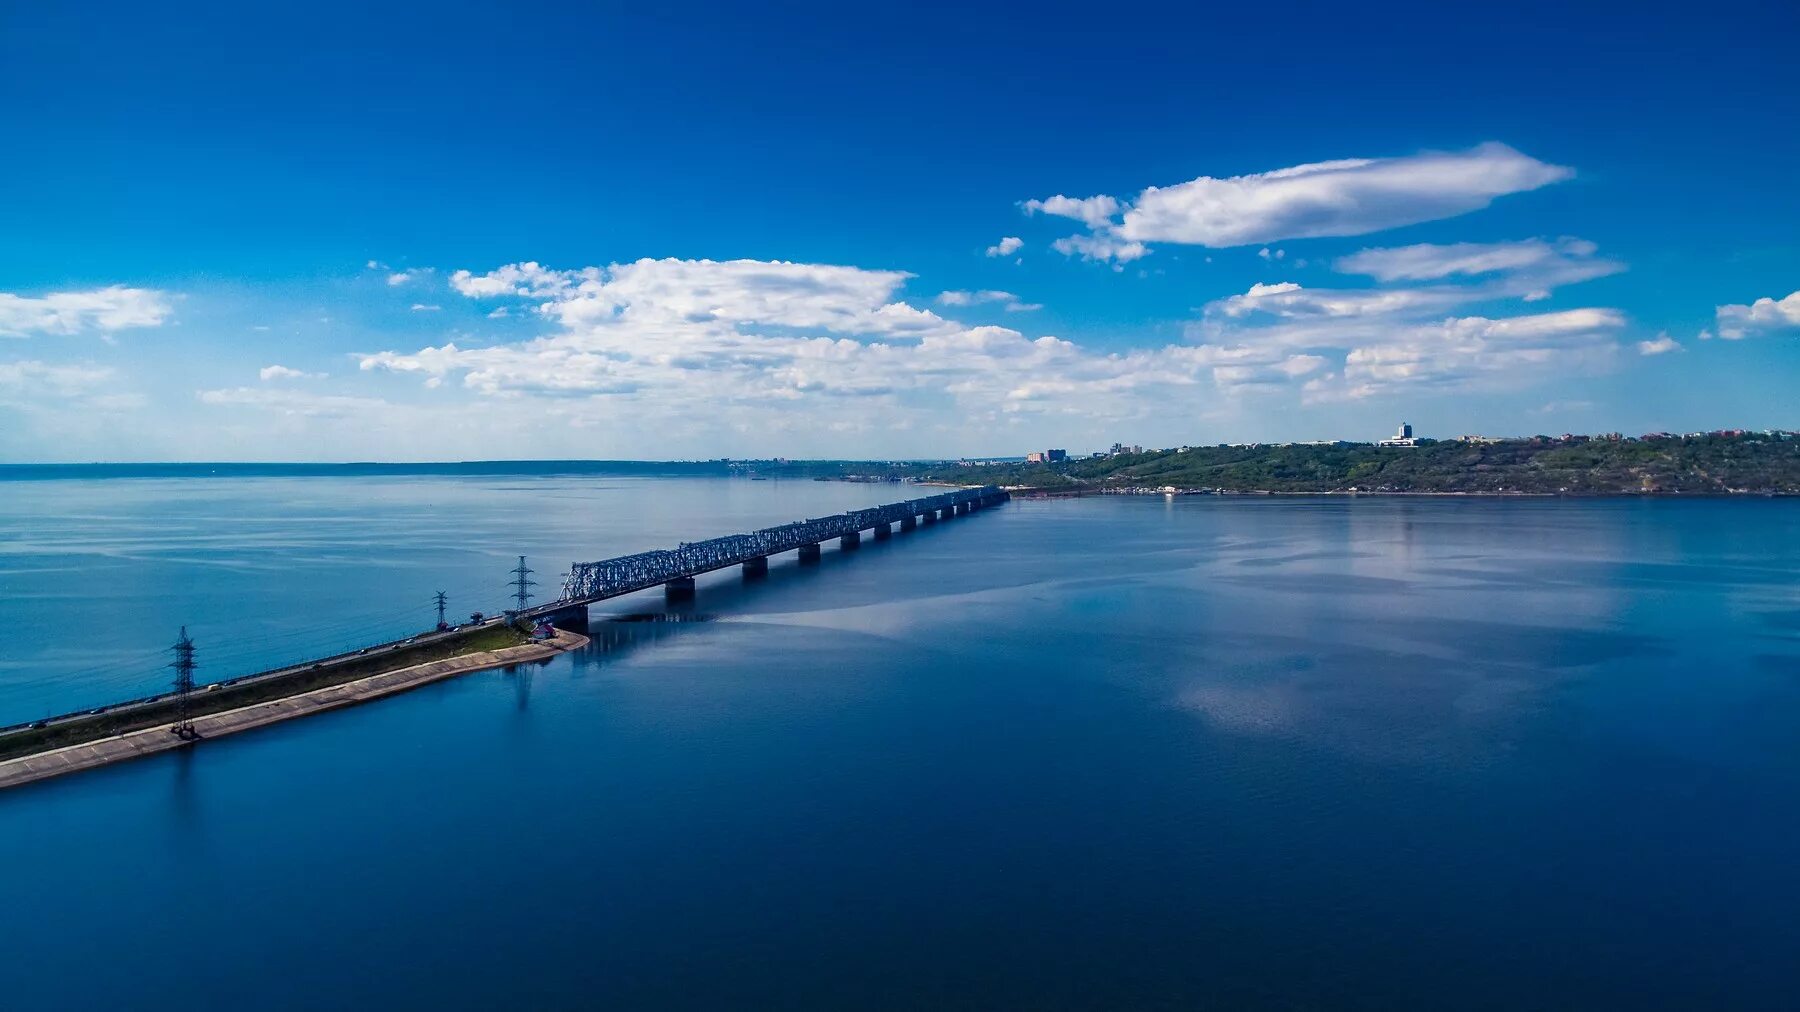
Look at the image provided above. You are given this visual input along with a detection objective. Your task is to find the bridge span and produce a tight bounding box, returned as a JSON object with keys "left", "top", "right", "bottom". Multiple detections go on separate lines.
{"left": 533, "top": 484, "right": 1008, "bottom": 623}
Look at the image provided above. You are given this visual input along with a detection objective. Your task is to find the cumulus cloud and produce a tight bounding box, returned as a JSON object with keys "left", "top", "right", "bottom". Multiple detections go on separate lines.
{"left": 1050, "top": 233, "right": 1150, "bottom": 265}
{"left": 450, "top": 262, "right": 590, "bottom": 299}
{"left": 259, "top": 365, "right": 325, "bottom": 380}
{"left": 1022, "top": 194, "right": 1121, "bottom": 229}
{"left": 1116, "top": 143, "right": 1571, "bottom": 248}
{"left": 1715, "top": 290, "right": 1800, "bottom": 339}
{"left": 450, "top": 258, "right": 959, "bottom": 340}
{"left": 936, "top": 290, "right": 1041, "bottom": 311}
{"left": 0, "top": 286, "right": 174, "bottom": 338}
{"left": 1205, "top": 281, "right": 1469, "bottom": 321}
{"left": 410, "top": 304, "right": 441, "bottom": 312}
{"left": 1637, "top": 334, "right": 1681, "bottom": 356}
{"left": 985, "top": 236, "right": 1023, "bottom": 257}
{"left": 359, "top": 256, "right": 1305, "bottom": 436}
{"left": 387, "top": 268, "right": 432, "bottom": 286}
{"left": 356, "top": 250, "right": 1632, "bottom": 437}
{"left": 1300, "top": 309, "right": 1625, "bottom": 402}
{"left": 1191, "top": 228, "right": 1627, "bottom": 403}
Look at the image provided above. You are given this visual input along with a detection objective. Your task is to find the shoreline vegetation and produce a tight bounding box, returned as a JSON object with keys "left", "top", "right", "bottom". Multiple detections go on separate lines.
{"left": 793, "top": 431, "right": 1800, "bottom": 497}
{"left": 0, "top": 432, "right": 1793, "bottom": 497}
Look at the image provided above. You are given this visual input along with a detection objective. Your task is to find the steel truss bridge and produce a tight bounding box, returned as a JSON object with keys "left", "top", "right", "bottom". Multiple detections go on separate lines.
{"left": 552, "top": 485, "right": 1008, "bottom": 605}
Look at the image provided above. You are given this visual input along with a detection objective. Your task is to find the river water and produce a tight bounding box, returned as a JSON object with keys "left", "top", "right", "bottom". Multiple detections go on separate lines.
{"left": 1, "top": 473, "right": 1796, "bottom": 1009}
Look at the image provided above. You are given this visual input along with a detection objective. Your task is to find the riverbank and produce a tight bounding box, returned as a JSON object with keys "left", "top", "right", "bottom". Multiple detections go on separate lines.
{"left": 0, "top": 627, "right": 589, "bottom": 790}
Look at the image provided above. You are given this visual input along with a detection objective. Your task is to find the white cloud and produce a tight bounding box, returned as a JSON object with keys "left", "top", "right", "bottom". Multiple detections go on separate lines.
{"left": 1257, "top": 248, "right": 1286, "bottom": 261}
{"left": 0, "top": 359, "right": 117, "bottom": 395}
{"left": 1206, "top": 281, "right": 1469, "bottom": 321}
{"left": 1022, "top": 194, "right": 1121, "bottom": 229}
{"left": 199, "top": 387, "right": 398, "bottom": 419}
{"left": 366, "top": 260, "right": 389, "bottom": 270}
{"left": 1300, "top": 309, "right": 1625, "bottom": 401}
{"left": 1116, "top": 143, "right": 1571, "bottom": 248}
{"left": 486, "top": 307, "right": 510, "bottom": 319}
{"left": 387, "top": 268, "right": 432, "bottom": 287}
{"left": 410, "top": 303, "right": 442, "bottom": 312}
{"left": 1050, "top": 233, "right": 1149, "bottom": 265}
{"left": 357, "top": 252, "right": 1633, "bottom": 437}
{"left": 936, "top": 290, "right": 1041, "bottom": 312}
{"left": 450, "top": 261, "right": 591, "bottom": 299}
{"left": 361, "top": 256, "right": 1293, "bottom": 434}
{"left": 452, "top": 258, "right": 958, "bottom": 340}
{"left": 0, "top": 286, "right": 174, "bottom": 338}
{"left": 259, "top": 365, "right": 325, "bottom": 381}
{"left": 1715, "top": 290, "right": 1800, "bottom": 339}
{"left": 985, "top": 236, "right": 1023, "bottom": 257}
{"left": 1335, "top": 237, "right": 1621, "bottom": 287}
{"left": 1637, "top": 334, "right": 1681, "bottom": 356}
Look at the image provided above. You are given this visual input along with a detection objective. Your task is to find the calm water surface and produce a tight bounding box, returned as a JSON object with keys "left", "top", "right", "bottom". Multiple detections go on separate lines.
{"left": 1, "top": 474, "right": 1796, "bottom": 1009}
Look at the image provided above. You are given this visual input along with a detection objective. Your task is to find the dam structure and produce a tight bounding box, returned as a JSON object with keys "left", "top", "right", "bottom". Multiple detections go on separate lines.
{"left": 535, "top": 484, "right": 1009, "bottom": 623}
{"left": 0, "top": 485, "right": 1010, "bottom": 789}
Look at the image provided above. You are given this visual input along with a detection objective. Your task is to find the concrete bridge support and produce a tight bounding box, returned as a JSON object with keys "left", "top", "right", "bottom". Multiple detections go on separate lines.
{"left": 921, "top": 510, "right": 937, "bottom": 525}
{"left": 872, "top": 522, "right": 891, "bottom": 540}
{"left": 537, "top": 602, "right": 590, "bottom": 633}
{"left": 840, "top": 531, "right": 861, "bottom": 550}
{"left": 742, "top": 556, "right": 768, "bottom": 578}
{"left": 665, "top": 576, "right": 696, "bottom": 602}
{"left": 798, "top": 543, "right": 822, "bottom": 563}
{"left": 899, "top": 515, "right": 916, "bottom": 531}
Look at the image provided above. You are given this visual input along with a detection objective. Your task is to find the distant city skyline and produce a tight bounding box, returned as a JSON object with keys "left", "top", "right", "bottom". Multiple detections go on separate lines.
{"left": 2, "top": 1, "right": 1796, "bottom": 462}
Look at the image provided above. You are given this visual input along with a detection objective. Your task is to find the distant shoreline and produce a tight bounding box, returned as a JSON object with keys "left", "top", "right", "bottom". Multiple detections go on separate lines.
{"left": 898, "top": 477, "right": 1791, "bottom": 499}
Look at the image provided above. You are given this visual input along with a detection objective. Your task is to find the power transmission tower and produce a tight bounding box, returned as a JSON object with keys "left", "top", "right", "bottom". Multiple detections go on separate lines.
{"left": 434, "top": 590, "right": 449, "bottom": 629}
{"left": 509, "top": 556, "right": 536, "bottom": 613}
{"left": 169, "top": 627, "right": 199, "bottom": 741}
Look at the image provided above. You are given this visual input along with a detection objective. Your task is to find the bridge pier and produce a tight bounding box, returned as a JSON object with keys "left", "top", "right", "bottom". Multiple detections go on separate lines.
{"left": 742, "top": 556, "right": 768, "bottom": 578}
{"left": 872, "top": 522, "right": 891, "bottom": 540}
{"left": 665, "top": 576, "right": 696, "bottom": 602}
{"left": 840, "top": 531, "right": 861, "bottom": 550}
{"left": 899, "top": 515, "right": 916, "bottom": 531}
{"left": 939, "top": 506, "right": 954, "bottom": 520}
{"left": 922, "top": 510, "right": 937, "bottom": 524}
{"left": 537, "top": 602, "right": 590, "bottom": 633}
{"left": 798, "top": 543, "right": 821, "bottom": 563}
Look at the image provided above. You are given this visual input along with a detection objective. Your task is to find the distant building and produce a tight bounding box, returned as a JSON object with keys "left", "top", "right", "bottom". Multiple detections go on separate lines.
{"left": 1378, "top": 422, "right": 1419, "bottom": 447}
{"left": 1047, "top": 448, "right": 1067, "bottom": 463}
{"left": 1026, "top": 451, "right": 1046, "bottom": 464}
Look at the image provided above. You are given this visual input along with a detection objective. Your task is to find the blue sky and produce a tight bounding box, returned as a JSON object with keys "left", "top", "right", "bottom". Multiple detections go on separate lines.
{"left": 2, "top": 0, "right": 1796, "bottom": 461}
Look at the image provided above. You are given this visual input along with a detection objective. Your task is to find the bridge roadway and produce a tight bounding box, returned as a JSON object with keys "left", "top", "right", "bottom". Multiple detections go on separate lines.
{"left": 533, "top": 484, "right": 1008, "bottom": 618}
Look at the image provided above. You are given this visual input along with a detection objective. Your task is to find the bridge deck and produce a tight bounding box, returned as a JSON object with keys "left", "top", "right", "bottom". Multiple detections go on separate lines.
{"left": 547, "top": 485, "right": 1006, "bottom": 608}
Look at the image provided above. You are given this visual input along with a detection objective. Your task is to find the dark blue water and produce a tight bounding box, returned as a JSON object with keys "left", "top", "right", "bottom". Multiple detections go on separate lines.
{"left": 1, "top": 476, "right": 1797, "bottom": 1009}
